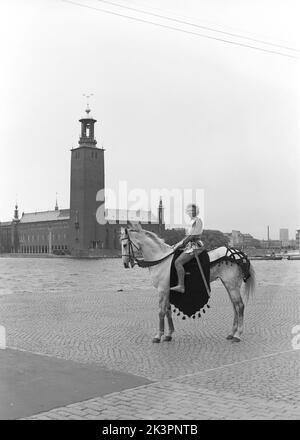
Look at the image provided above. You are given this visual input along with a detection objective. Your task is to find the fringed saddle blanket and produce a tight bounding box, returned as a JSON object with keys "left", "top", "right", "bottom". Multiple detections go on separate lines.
{"left": 169, "top": 250, "right": 211, "bottom": 319}
{"left": 169, "top": 247, "right": 251, "bottom": 320}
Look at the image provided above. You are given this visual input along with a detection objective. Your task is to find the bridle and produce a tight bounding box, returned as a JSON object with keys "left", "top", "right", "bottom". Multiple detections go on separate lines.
{"left": 121, "top": 228, "right": 140, "bottom": 267}
{"left": 121, "top": 228, "right": 175, "bottom": 268}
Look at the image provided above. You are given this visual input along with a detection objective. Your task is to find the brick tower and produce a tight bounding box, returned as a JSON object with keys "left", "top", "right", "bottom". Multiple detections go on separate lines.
{"left": 69, "top": 104, "right": 105, "bottom": 255}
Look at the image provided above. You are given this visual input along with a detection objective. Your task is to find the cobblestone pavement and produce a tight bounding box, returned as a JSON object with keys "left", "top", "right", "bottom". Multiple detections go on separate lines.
{"left": 24, "top": 350, "right": 300, "bottom": 420}
{"left": 0, "top": 258, "right": 299, "bottom": 419}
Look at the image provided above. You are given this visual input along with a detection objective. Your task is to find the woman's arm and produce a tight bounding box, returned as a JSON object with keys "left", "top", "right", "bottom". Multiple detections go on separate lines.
{"left": 173, "top": 218, "right": 203, "bottom": 250}
{"left": 173, "top": 235, "right": 193, "bottom": 250}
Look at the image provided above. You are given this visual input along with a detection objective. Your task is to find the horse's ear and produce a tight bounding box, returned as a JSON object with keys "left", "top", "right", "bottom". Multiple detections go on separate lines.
{"left": 128, "top": 221, "right": 142, "bottom": 232}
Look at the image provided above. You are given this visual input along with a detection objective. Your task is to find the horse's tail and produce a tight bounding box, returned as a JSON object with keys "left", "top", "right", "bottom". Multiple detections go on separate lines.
{"left": 243, "top": 262, "right": 256, "bottom": 302}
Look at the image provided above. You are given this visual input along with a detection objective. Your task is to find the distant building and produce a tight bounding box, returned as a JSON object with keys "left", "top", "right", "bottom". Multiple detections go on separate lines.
{"left": 242, "top": 233, "right": 256, "bottom": 248}
{"left": 279, "top": 228, "right": 289, "bottom": 247}
{"left": 230, "top": 230, "right": 243, "bottom": 247}
{"left": 0, "top": 106, "right": 165, "bottom": 256}
{"left": 228, "top": 230, "right": 259, "bottom": 249}
{"left": 296, "top": 230, "right": 300, "bottom": 251}
{"left": 288, "top": 239, "right": 296, "bottom": 248}
{"left": 259, "top": 239, "right": 282, "bottom": 249}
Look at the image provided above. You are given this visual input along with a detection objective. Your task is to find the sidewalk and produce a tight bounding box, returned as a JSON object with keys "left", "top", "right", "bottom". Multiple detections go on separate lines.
{"left": 23, "top": 349, "right": 300, "bottom": 420}
{"left": 0, "top": 348, "right": 151, "bottom": 420}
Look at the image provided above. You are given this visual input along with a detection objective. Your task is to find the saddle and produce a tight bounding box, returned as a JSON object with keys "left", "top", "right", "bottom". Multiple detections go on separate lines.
{"left": 210, "top": 247, "right": 251, "bottom": 282}
{"left": 169, "top": 249, "right": 211, "bottom": 319}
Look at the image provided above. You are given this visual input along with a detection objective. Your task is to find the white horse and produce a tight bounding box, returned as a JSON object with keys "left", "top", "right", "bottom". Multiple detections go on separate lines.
{"left": 121, "top": 222, "right": 256, "bottom": 343}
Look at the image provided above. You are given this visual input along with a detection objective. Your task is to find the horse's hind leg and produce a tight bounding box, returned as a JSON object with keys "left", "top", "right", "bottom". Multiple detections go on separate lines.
{"left": 229, "top": 288, "right": 244, "bottom": 341}
{"left": 220, "top": 279, "right": 237, "bottom": 339}
{"left": 221, "top": 273, "right": 244, "bottom": 341}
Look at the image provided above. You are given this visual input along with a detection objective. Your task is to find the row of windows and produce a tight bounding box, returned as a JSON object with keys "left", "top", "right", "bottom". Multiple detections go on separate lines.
{"left": 20, "top": 245, "right": 68, "bottom": 253}
{"left": 20, "top": 233, "right": 67, "bottom": 242}
{"left": 74, "top": 151, "right": 98, "bottom": 159}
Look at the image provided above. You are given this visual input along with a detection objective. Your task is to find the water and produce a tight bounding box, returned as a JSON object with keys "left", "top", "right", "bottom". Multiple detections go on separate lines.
{"left": 0, "top": 257, "right": 149, "bottom": 296}
{"left": 0, "top": 257, "right": 299, "bottom": 297}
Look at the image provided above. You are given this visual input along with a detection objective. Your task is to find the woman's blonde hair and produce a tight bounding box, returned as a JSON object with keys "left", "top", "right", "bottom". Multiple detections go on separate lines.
{"left": 185, "top": 203, "right": 199, "bottom": 215}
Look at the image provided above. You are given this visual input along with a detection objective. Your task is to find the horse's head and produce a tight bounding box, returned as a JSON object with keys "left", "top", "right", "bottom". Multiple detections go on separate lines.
{"left": 121, "top": 222, "right": 171, "bottom": 268}
{"left": 120, "top": 222, "right": 142, "bottom": 268}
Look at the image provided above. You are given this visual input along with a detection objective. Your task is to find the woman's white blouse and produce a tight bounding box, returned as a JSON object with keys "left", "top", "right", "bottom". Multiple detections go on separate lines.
{"left": 187, "top": 217, "right": 203, "bottom": 236}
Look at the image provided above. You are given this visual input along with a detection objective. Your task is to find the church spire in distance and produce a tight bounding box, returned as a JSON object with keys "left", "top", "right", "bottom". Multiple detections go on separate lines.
{"left": 55, "top": 193, "right": 59, "bottom": 211}
{"left": 13, "top": 202, "right": 19, "bottom": 221}
{"left": 158, "top": 197, "right": 164, "bottom": 225}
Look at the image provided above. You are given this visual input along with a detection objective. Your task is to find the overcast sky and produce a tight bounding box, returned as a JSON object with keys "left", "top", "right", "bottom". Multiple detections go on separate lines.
{"left": 0, "top": 0, "right": 299, "bottom": 239}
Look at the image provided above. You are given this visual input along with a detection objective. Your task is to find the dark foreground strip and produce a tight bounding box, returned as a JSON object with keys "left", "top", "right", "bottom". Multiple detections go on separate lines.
{"left": 0, "top": 348, "right": 151, "bottom": 420}
{"left": 2, "top": 420, "right": 294, "bottom": 437}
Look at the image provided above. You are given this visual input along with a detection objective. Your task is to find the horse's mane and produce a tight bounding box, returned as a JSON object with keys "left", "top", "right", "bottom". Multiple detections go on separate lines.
{"left": 144, "top": 230, "right": 169, "bottom": 249}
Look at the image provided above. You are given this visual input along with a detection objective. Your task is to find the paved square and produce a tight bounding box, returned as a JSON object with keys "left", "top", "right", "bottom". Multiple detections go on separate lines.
{"left": 0, "top": 258, "right": 299, "bottom": 419}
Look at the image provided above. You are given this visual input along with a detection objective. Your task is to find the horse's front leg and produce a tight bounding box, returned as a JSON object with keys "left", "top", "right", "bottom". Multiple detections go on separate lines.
{"left": 152, "top": 290, "right": 168, "bottom": 343}
{"left": 152, "top": 311, "right": 165, "bottom": 343}
{"left": 163, "top": 306, "right": 174, "bottom": 342}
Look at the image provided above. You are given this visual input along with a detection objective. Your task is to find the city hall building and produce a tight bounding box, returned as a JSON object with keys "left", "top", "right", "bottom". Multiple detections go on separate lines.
{"left": 0, "top": 107, "right": 165, "bottom": 256}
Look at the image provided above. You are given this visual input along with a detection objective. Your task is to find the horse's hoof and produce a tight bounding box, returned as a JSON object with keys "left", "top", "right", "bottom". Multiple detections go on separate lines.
{"left": 226, "top": 335, "right": 234, "bottom": 340}
{"left": 163, "top": 335, "right": 172, "bottom": 342}
{"left": 231, "top": 337, "right": 241, "bottom": 343}
{"left": 152, "top": 337, "right": 161, "bottom": 343}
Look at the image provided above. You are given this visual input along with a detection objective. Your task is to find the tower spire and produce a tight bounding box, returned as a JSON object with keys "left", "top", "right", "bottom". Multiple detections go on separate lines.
{"left": 13, "top": 202, "right": 19, "bottom": 221}
{"left": 55, "top": 193, "right": 59, "bottom": 211}
{"left": 158, "top": 197, "right": 164, "bottom": 226}
{"left": 79, "top": 94, "right": 97, "bottom": 147}
{"left": 83, "top": 93, "right": 94, "bottom": 117}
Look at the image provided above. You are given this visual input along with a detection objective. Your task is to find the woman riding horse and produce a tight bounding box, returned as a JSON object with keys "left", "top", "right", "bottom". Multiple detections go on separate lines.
{"left": 170, "top": 203, "right": 204, "bottom": 293}
{"left": 121, "top": 219, "right": 255, "bottom": 342}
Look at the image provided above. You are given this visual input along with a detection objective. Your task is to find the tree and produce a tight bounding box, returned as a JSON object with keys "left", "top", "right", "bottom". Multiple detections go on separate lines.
{"left": 162, "top": 228, "right": 229, "bottom": 250}
{"left": 201, "top": 230, "right": 229, "bottom": 250}
{"left": 162, "top": 228, "right": 185, "bottom": 246}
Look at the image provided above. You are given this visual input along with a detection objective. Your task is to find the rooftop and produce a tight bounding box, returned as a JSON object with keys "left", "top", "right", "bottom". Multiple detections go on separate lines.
{"left": 20, "top": 209, "right": 70, "bottom": 223}
{"left": 1, "top": 208, "right": 159, "bottom": 225}
{"left": 105, "top": 208, "right": 159, "bottom": 224}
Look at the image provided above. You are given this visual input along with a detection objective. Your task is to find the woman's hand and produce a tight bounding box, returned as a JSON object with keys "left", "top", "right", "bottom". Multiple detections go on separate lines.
{"left": 173, "top": 238, "right": 189, "bottom": 250}
{"left": 173, "top": 241, "right": 183, "bottom": 250}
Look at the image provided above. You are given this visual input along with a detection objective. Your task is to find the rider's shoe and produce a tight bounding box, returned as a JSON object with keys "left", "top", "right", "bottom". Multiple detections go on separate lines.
{"left": 170, "top": 285, "right": 185, "bottom": 293}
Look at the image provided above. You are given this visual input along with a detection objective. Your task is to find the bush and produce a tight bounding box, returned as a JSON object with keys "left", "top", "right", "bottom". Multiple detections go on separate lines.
{"left": 162, "top": 228, "right": 229, "bottom": 250}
